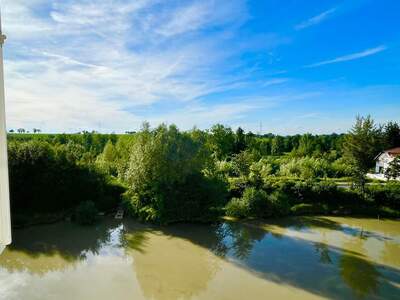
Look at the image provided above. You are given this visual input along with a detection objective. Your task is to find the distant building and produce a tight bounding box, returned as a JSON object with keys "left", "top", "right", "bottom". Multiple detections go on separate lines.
{"left": 369, "top": 147, "right": 400, "bottom": 180}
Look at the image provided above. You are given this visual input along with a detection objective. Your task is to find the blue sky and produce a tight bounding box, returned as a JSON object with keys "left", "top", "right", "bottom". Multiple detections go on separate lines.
{"left": 3, "top": 0, "right": 400, "bottom": 134}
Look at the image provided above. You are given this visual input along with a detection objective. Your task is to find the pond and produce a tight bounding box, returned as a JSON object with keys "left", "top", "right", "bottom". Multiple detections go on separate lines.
{"left": 0, "top": 217, "right": 399, "bottom": 300}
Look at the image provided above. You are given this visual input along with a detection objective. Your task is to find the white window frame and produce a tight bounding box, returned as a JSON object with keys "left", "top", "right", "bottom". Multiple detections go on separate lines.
{"left": 0, "top": 9, "right": 11, "bottom": 247}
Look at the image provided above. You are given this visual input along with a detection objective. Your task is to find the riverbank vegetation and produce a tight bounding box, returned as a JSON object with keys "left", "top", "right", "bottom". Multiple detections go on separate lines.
{"left": 7, "top": 116, "right": 400, "bottom": 225}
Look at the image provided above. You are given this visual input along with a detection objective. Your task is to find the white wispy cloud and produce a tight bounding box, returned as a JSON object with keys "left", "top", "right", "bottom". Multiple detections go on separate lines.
{"left": 8, "top": 1, "right": 389, "bottom": 135}
{"left": 295, "top": 8, "right": 336, "bottom": 30}
{"left": 2, "top": 0, "right": 284, "bottom": 132}
{"left": 304, "top": 45, "right": 387, "bottom": 68}
{"left": 156, "top": 1, "right": 247, "bottom": 37}
{"left": 261, "top": 78, "right": 289, "bottom": 87}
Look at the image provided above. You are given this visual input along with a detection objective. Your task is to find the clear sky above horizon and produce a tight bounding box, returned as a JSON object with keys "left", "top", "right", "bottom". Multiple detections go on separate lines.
{"left": 3, "top": 0, "right": 400, "bottom": 134}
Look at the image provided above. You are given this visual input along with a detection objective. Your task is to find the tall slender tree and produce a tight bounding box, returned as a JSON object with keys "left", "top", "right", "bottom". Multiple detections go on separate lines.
{"left": 271, "top": 136, "right": 284, "bottom": 156}
{"left": 344, "top": 116, "right": 382, "bottom": 193}
{"left": 234, "top": 127, "right": 246, "bottom": 154}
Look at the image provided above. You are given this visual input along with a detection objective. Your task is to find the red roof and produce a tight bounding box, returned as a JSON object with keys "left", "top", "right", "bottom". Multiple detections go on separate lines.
{"left": 386, "top": 147, "right": 400, "bottom": 156}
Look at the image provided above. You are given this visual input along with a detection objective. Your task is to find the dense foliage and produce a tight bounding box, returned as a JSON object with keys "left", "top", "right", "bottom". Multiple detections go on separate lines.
{"left": 8, "top": 139, "right": 124, "bottom": 225}
{"left": 121, "top": 124, "right": 226, "bottom": 223}
{"left": 7, "top": 116, "right": 400, "bottom": 225}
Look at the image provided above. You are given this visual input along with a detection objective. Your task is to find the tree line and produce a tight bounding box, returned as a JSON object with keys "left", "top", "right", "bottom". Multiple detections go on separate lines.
{"left": 7, "top": 116, "right": 400, "bottom": 225}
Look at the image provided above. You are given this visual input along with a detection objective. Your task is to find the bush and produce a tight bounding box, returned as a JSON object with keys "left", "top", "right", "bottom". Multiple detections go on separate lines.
{"left": 75, "top": 201, "right": 98, "bottom": 225}
{"left": 293, "top": 180, "right": 338, "bottom": 205}
{"left": 242, "top": 187, "right": 269, "bottom": 217}
{"left": 268, "top": 191, "right": 291, "bottom": 216}
{"left": 331, "top": 158, "right": 352, "bottom": 177}
{"left": 378, "top": 206, "right": 400, "bottom": 218}
{"left": 225, "top": 198, "right": 249, "bottom": 218}
{"left": 279, "top": 157, "right": 332, "bottom": 179}
{"left": 225, "top": 188, "right": 290, "bottom": 219}
{"left": 368, "top": 182, "right": 400, "bottom": 210}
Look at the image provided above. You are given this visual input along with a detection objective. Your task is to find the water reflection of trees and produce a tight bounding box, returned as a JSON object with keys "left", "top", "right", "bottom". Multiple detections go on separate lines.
{"left": 211, "top": 219, "right": 400, "bottom": 300}
{"left": 314, "top": 242, "right": 333, "bottom": 264}
{"left": 340, "top": 253, "right": 380, "bottom": 298}
{"left": 121, "top": 229, "right": 151, "bottom": 254}
{"left": 217, "top": 221, "right": 266, "bottom": 260}
{"left": 125, "top": 224, "right": 222, "bottom": 300}
{"left": 1, "top": 217, "right": 400, "bottom": 300}
{"left": 0, "top": 219, "right": 120, "bottom": 274}
{"left": 122, "top": 221, "right": 271, "bottom": 300}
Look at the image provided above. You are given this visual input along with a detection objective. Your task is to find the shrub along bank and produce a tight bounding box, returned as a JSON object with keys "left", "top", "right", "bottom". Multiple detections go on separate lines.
{"left": 224, "top": 179, "right": 400, "bottom": 219}
{"left": 8, "top": 140, "right": 125, "bottom": 226}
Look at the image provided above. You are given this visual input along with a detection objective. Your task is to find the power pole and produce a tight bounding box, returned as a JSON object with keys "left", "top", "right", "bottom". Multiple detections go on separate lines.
{"left": 0, "top": 9, "right": 11, "bottom": 248}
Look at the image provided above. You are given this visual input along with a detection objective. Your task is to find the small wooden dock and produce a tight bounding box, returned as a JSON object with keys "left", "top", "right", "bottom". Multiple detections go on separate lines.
{"left": 115, "top": 208, "right": 124, "bottom": 219}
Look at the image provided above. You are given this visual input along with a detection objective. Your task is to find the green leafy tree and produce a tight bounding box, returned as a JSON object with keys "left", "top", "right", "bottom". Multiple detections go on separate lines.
{"left": 96, "top": 140, "right": 118, "bottom": 175}
{"left": 295, "top": 133, "right": 315, "bottom": 156}
{"left": 255, "top": 138, "right": 271, "bottom": 156}
{"left": 230, "top": 151, "right": 255, "bottom": 177}
{"left": 383, "top": 121, "right": 400, "bottom": 149}
{"left": 234, "top": 127, "right": 246, "bottom": 153}
{"left": 124, "top": 124, "right": 226, "bottom": 223}
{"left": 344, "top": 116, "right": 382, "bottom": 193}
{"left": 385, "top": 157, "right": 400, "bottom": 180}
{"left": 208, "top": 124, "right": 235, "bottom": 160}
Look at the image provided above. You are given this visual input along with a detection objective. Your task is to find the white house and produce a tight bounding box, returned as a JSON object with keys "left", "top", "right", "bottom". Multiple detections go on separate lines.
{"left": 369, "top": 147, "right": 400, "bottom": 180}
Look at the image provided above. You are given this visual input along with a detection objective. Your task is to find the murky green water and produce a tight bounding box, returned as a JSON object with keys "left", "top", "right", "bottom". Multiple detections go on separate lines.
{"left": 0, "top": 217, "right": 399, "bottom": 300}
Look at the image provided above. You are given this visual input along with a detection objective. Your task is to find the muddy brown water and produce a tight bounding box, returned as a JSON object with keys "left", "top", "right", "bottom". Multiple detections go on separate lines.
{"left": 0, "top": 216, "right": 399, "bottom": 300}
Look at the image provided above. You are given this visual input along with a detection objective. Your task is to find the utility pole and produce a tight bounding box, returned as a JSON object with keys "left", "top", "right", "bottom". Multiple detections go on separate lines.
{"left": 0, "top": 8, "right": 11, "bottom": 249}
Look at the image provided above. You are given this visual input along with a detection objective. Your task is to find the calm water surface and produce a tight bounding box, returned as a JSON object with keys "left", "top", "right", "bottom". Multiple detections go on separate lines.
{"left": 0, "top": 217, "right": 399, "bottom": 300}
